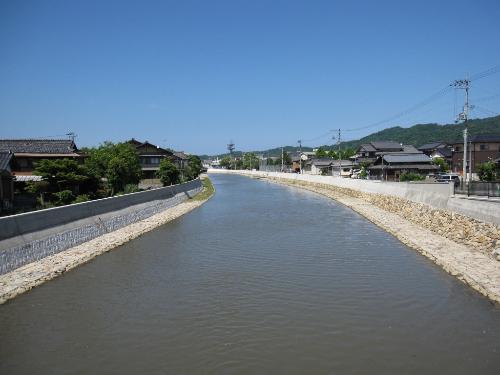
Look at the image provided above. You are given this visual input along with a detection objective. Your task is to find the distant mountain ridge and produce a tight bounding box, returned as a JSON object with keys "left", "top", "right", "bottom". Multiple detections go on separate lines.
{"left": 201, "top": 115, "right": 500, "bottom": 159}
{"left": 336, "top": 115, "right": 500, "bottom": 151}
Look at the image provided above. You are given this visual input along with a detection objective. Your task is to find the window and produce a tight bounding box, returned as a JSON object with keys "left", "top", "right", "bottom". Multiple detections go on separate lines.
{"left": 479, "top": 144, "right": 489, "bottom": 151}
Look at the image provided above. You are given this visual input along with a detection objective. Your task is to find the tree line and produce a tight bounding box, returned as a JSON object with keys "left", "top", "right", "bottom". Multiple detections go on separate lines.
{"left": 26, "top": 141, "right": 203, "bottom": 208}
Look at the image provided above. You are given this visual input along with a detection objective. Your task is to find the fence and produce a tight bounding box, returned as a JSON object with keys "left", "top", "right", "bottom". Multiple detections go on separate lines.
{"left": 454, "top": 181, "right": 500, "bottom": 198}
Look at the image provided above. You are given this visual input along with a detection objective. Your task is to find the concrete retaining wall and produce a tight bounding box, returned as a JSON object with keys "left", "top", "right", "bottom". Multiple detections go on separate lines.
{"left": 210, "top": 170, "right": 499, "bottom": 225}
{"left": 0, "top": 179, "right": 202, "bottom": 274}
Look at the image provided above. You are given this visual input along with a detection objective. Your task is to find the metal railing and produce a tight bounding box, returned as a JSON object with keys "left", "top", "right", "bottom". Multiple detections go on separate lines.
{"left": 454, "top": 181, "right": 500, "bottom": 198}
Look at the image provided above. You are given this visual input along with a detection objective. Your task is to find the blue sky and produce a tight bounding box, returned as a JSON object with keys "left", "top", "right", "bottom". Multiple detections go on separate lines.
{"left": 1, "top": 0, "right": 500, "bottom": 155}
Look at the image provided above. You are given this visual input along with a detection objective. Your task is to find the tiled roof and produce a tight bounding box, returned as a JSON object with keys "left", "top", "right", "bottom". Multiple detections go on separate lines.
{"left": 383, "top": 153, "right": 433, "bottom": 163}
{"left": 469, "top": 134, "right": 500, "bottom": 143}
{"left": 0, "top": 139, "right": 78, "bottom": 154}
{"left": 370, "top": 164, "right": 439, "bottom": 170}
{"left": 311, "top": 158, "right": 334, "bottom": 167}
{"left": 401, "top": 145, "right": 420, "bottom": 153}
{"left": 0, "top": 151, "right": 13, "bottom": 172}
{"left": 418, "top": 142, "right": 445, "bottom": 151}
{"left": 173, "top": 151, "right": 190, "bottom": 160}
{"left": 449, "top": 134, "right": 500, "bottom": 144}
{"left": 370, "top": 141, "right": 402, "bottom": 151}
{"left": 359, "top": 143, "right": 377, "bottom": 152}
{"left": 433, "top": 148, "right": 452, "bottom": 158}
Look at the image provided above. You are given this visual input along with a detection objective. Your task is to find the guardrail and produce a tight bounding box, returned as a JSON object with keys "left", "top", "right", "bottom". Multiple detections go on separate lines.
{"left": 454, "top": 181, "right": 500, "bottom": 198}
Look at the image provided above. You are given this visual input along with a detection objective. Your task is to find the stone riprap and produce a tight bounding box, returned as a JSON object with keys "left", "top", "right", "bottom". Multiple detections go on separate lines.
{"left": 210, "top": 170, "right": 500, "bottom": 303}
{"left": 0, "top": 179, "right": 202, "bottom": 275}
{"left": 0, "top": 180, "right": 214, "bottom": 304}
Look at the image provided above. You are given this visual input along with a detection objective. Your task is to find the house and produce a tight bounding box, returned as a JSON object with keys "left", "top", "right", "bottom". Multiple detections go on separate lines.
{"left": 450, "top": 134, "right": 500, "bottom": 177}
{"left": 355, "top": 141, "right": 417, "bottom": 164}
{"left": 418, "top": 141, "right": 448, "bottom": 156}
{"left": 418, "top": 141, "right": 453, "bottom": 165}
{"left": 0, "top": 151, "right": 14, "bottom": 213}
{"left": 128, "top": 139, "right": 174, "bottom": 179}
{"left": 306, "top": 158, "right": 358, "bottom": 176}
{"left": 368, "top": 153, "right": 438, "bottom": 181}
{"left": 0, "top": 139, "right": 83, "bottom": 181}
{"left": 331, "top": 160, "right": 359, "bottom": 177}
{"left": 306, "top": 158, "right": 333, "bottom": 175}
{"left": 172, "top": 151, "right": 190, "bottom": 177}
{"left": 291, "top": 151, "right": 316, "bottom": 173}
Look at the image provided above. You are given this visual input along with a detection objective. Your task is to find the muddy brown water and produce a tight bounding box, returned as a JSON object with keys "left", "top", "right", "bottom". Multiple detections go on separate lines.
{"left": 1, "top": 174, "right": 499, "bottom": 374}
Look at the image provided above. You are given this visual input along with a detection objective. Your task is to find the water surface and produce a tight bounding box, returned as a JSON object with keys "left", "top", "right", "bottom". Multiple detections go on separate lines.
{"left": 1, "top": 174, "right": 499, "bottom": 374}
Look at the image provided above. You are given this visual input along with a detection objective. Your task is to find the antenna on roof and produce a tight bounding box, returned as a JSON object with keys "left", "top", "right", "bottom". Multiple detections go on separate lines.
{"left": 66, "top": 132, "right": 76, "bottom": 142}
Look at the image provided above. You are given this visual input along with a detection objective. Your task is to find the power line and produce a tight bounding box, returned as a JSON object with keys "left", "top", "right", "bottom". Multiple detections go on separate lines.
{"left": 470, "top": 63, "right": 500, "bottom": 81}
{"left": 473, "top": 92, "right": 500, "bottom": 103}
{"left": 293, "top": 62, "right": 500, "bottom": 146}
{"left": 342, "top": 85, "right": 453, "bottom": 133}
{"left": 472, "top": 105, "right": 499, "bottom": 117}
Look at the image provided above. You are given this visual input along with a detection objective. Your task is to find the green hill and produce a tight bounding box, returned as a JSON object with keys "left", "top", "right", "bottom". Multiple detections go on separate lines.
{"left": 335, "top": 115, "right": 500, "bottom": 151}
{"left": 202, "top": 115, "right": 500, "bottom": 159}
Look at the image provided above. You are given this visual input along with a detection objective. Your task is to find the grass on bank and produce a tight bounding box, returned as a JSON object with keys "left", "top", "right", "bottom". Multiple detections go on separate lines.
{"left": 192, "top": 176, "right": 215, "bottom": 201}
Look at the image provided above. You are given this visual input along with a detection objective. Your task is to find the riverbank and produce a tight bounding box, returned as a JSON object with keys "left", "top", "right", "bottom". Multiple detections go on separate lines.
{"left": 0, "top": 177, "right": 215, "bottom": 304}
{"left": 214, "top": 171, "right": 500, "bottom": 304}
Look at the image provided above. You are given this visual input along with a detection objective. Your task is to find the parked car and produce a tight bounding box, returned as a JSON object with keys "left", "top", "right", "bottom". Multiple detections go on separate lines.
{"left": 436, "top": 173, "right": 460, "bottom": 183}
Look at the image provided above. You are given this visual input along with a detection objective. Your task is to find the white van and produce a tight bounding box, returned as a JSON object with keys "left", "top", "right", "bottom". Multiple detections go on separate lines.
{"left": 436, "top": 173, "right": 460, "bottom": 182}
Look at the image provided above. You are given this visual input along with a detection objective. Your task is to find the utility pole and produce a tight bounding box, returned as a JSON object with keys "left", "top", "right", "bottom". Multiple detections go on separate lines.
{"left": 331, "top": 134, "right": 335, "bottom": 176}
{"left": 227, "top": 141, "right": 235, "bottom": 170}
{"left": 453, "top": 78, "right": 470, "bottom": 182}
{"left": 463, "top": 129, "right": 468, "bottom": 182}
{"left": 297, "top": 140, "right": 302, "bottom": 174}
{"left": 281, "top": 147, "right": 284, "bottom": 173}
{"left": 337, "top": 129, "right": 342, "bottom": 178}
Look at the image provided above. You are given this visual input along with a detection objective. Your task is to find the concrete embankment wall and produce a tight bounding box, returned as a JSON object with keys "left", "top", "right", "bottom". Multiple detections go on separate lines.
{"left": 0, "top": 179, "right": 202, "bottom": 275}
{"left": 211, "top": 170, "right": 499, "bottom": 225}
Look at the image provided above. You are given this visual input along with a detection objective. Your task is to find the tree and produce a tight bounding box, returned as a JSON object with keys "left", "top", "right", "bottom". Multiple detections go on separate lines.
{"left": 330, "top": 148, "right": 355, "bottom": 160}
{"left": 220, "top": 156, "right": 232, "bottom": 169}
{"left": 157, "top": 159, "right": 180, "bottom": 185}
{"left": 477, "top": 161, "right": 498, "bottom": 182}
{"left": 432, "top": 157, "right": 449, "bottom": 172}
{"left": 30, "top": 158, "right": 90, "bottom": 192}
{"left": 85, "top": 142, "right": 142, "bottom": 195}
{"left": 359, "top": 161, "right": 371, "bottom": 180}
{"left": 315, "top": 147, "right": 330, "bottom": 158}
{"left": 243, "top": 152, "right": 259, "bottom": 170}
{"left": 275, "top": 151, "right": 292, "bottom": 167}
{"left": 185, "top": 155, "right": 203, "bottom": 180}
{"left": 235, "top": 158, "right": 244, "bottom": 169}
{"left": 25, "top": 158, "right": 96, "bottom": 206}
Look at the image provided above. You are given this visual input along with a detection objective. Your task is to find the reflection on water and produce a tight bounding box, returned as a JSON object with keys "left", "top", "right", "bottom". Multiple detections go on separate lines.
{"left": 1, "top": 174, "right": 499, "bottom": 374}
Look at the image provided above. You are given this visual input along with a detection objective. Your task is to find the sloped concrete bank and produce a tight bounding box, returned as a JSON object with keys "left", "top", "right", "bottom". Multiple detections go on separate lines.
{"left": 211, "top": 170, "right": 500, "bottom": 303}
{"left": 0, "top": 178, "right": 214, "bottom": 304}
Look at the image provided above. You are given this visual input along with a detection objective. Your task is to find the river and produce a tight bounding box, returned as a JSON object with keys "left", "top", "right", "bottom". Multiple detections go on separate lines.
{"left": 1, "top": 174, "right": 499, "bottom": 374}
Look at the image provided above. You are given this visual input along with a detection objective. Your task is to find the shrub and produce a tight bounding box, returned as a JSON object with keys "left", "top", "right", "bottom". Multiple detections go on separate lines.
{"left": 53, "top": 190, "right": 75, "bottom": 206}
{"left": 73, "top": 194, "right": 90, "bottom": 203}
{"left": 157, "top": 159, "right": 180, "bottom": 186}
{"left": 399, "top": 172, "right": 425, "bottom": 182}
{"left": 123, "top": 184, "right": 140, "bottom": 194}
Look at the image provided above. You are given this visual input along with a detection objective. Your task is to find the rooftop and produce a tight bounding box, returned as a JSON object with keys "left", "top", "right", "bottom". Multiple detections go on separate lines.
{"left": 370, "top": 141, "right": 402, "bottom": 151}
{"left": 382, "top": 153, "right": 433, "bottom": 163}
{"left": 418, "top": 141, "right": 446, "bottom": 151}
{"left": 0, "top": 139, "right": 79, "bottom": 154}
